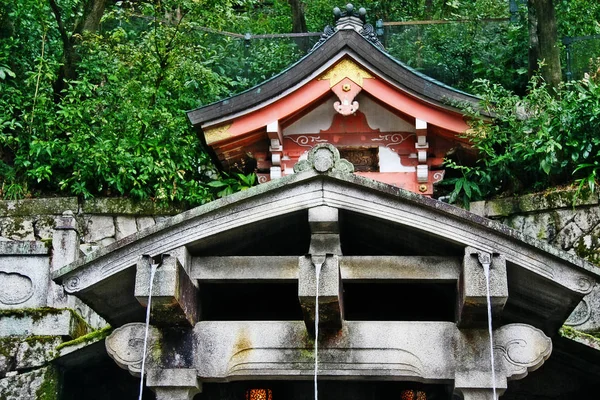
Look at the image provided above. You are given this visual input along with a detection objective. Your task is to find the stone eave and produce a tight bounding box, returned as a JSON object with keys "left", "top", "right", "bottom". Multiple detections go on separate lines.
{"left": 51, "top": 170, "right": 600, "bottom": 329}
{"left": 186, "top": 29, "right": 484, "bottom": 128}
{"left": 52, "top": 172, "right": 599, "bottom": 285}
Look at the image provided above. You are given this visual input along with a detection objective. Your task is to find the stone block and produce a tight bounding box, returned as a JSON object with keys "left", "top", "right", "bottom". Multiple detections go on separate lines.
{"left": 0, "top": 217, "right": 35, "bottom": 241}
{"left": 81, "top": 197, "right": 182, "bottom": 215}
{"left": 520, "top": 213, "right": 557, "bottom": 242}
{"left": 83, "top": 215, "right": 115, "bottom": 243}
{"left": 52, "top": 211, "right": 79, "bottom": 273}
{"left": 33, "top": 216, "right": 56, "bottom": 241}
{"left": 0, "top": 197, "right": 78, "bottom": 217}
{"left": 573, "top": 207, "right": 600, "bottom": 232}
{"left": 457, "top": 247, "right": 508, "bottom": 328}
{"left": 135, "top": 255, "right": 198, "bottom": 326}
{"left": 137, "top": 217, "right": 156, "bottom": 232}
{"left": 0, "top": 309, "right": 90, "bottom": 339}
{"left": 298, "top": 254, "right": 343, "bottom": 335}
{"left": 308, "top": 234, "right": 342, "bottom": 256}
{"left": 308, "top": 206, "right": 339, "bottom": 233}
{"left": 15, "top": 337, "right": 62, "bottom": 370}
{"left": 194, "top": 321, "right": 551, "bottom": 384}
{"left": 147, "top": 369, "right": 201, "bottom": 400}
{"left": 552, "top": 221, "right": 583, "bottom": 250}
{"left": 0, "top": 241, "right": 50, "bottom": 309}
{"left": 115, "top": 216, "right": 138, "bottom": 240}
{"left": 0, "top": 365, "right": 60, "bottom": 400}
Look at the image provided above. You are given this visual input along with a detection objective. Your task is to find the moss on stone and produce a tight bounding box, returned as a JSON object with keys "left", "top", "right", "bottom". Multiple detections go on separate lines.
{"left": 0, "top": 308, "right": 66, "bottom": 321}
{"left": 35, "top": 366, "right": 60, "bottom": 400}
{"left": 560, "top": 326, "right": 600, "bottom": 347}
{"left": 55, "top": 325, "right": 112, "bottom": 352}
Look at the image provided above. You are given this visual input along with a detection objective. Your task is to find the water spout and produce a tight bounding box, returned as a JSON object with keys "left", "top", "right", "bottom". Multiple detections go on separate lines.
{"left": 138, "top": 259, "right": 159, "bottom": 400}
{"left": 482, "top": 261, "right": 497, "bottom": 399}
{"left": 314, "top": 261, "right": 322, "bottom": 400}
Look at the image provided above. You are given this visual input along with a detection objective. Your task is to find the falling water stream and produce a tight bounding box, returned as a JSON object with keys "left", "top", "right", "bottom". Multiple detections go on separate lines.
{"left": 314, "top": 262, "right": 323, "bottom": 400}
{"left": 482, "top": 262, "right": 497, "bottom": 399}
{"left": 138, "top": 261, "right": 158, "bottom": 400}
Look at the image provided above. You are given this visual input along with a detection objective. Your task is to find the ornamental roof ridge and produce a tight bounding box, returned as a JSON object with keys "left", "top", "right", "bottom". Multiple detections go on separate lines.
{"left": 310, "top": 4, "right": 384, "bottom": 52}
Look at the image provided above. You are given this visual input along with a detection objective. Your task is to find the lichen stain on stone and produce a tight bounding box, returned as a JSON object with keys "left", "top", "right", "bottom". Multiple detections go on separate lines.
{"left": 232, "top": 328, "right": 252, "bottom": 362}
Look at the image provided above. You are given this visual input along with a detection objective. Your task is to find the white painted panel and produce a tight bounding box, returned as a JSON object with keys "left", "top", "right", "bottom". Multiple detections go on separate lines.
{"left": 379, "top": 146, "right": 416, "bottom": 172}
{"left": 359, "top": 95, "right": 415, "bottom": 132}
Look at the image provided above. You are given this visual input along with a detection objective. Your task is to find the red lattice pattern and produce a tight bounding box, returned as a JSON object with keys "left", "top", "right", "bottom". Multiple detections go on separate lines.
{"left": 246, "top": 389, "right": 273, "bottom": 400}
{"left": 400, "top": 389, "right": 427, "bottom": 400}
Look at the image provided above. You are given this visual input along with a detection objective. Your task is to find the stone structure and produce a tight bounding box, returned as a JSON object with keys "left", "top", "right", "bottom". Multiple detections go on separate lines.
{"left": 1, "top": 6, "right": 600, "bottom": 400}
{"left": 0, "top": 143, "right": 598, "bottom": 399}
{"left": 42, "top": 145, "right": 600, "bottom": 398}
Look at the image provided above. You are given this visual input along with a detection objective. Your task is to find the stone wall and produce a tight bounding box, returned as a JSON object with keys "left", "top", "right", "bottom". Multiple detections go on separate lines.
{"left": 471, "top": 189, "right": 600, "bottom": 264}
{"left": 0, "top": 197, "right": 183, "bottom": 255}
{"left": 472, "top": 189, "right": 600, "bottom": 337}
{"left": 0, "top": 197, "right": 183, "bottom": 399}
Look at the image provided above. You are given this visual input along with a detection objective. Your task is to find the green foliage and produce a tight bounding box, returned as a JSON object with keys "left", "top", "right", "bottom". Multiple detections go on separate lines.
{"left": 0, "top": 0, "right": 261, "bottom": 205}
{"left": 444, "top": 73, "right": 600, "bottom": 207}
{"left": 1, "top": 0, "right": 598, "bottom": 207}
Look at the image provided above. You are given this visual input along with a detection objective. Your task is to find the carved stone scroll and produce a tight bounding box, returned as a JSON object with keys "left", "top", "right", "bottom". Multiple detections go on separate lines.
{"left": 105, "top": 323, "right": 161, "bottom": 376}
{"left": 494, "top": 323, "right": 552, "bottom": 381}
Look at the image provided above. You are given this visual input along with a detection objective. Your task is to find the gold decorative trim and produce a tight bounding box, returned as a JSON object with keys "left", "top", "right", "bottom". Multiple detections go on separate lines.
{"left": 204, "top": 124, "right": 232, "bottom": 144}
{"left": 319, "top": 59, "right": 374, "bottom": 87}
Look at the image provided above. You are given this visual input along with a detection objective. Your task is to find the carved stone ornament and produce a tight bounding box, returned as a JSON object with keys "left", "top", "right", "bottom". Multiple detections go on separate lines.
{"left": 293, "top": 143, "right": 354, "bottom": 174}
{"left": 106, "top": 322, "right": 161, "bottom": 377}
{"left": 0, "top": 271, "right": 34, "bottom": 305}
{"left": 494, "top": 323, "right": 552, "bottom": 381}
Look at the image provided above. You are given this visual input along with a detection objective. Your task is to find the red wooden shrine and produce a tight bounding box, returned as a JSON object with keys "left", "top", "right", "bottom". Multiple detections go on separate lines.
{"left": 187, "top": 7, "right": 481, "bottom": 196}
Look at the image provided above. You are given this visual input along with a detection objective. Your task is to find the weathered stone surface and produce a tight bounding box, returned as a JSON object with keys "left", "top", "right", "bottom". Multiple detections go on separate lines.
{"left": 308, "top": 205, "right": 339, "bottom": 233}
{"left": 0, "top": 309, "right": 90, "bottom": 338}
{"left": 0, "top": 197, "right": 78, "bottom": 217}
{"left": 566, "top": 283, "right": 600, "bottom": 333}
{"left": 482, "top": 189, "right": 597, "bottom": 218}
{"left": 100, "top": 237, "right": 116, "bottom": 247}
{"left": 0, "top": 217, "right": 35, "bottom": 241}
{"left": 457, "top": 248, "right": 507, "bottom": 328}
{"left": 154, "top": 216, "right": 172, "bottom": 225}
{"left": 194, "top": 321, "right": 551, "bottom": 385}
{"left": 553, "top": 221, "right": 584, "bottom": 250}
{"left": 105, "top": 323, "right": 161, "bottom": 376}
{"left": 298, "top": 254, "right": 343, "bottom": 334}
{"left": 15, "top": 337, "right": 62, "bottom": 370}
{"left": 147, "top": 369, "right": 201, "bottom": 400}
{"left": 136, "top": 217, "right": 156, "bottom": 232}
{"left": 82, "top": 197, "right": 183, "bottom": 216}
{"left": 0, "top": 366, "right": 59, "bottom": 400}
{"left": 52, "top": 211, "right": 79, "bottom": 273}
{"left": 80, "top": 243, "right": 100, "bottom": 256}
{"left": 0, "top": 241, "right": 50, "bottom": 309}
{"left": 135, "top": 255, "right": 198, "bottom": 326}
{"left": 192, "top": 255, "right": 462, "bottom": 282}
{"left": 520, "top": 213, "right": 557, "bottom": 242}
{"left": 115, "top": 216, "right": 138, "bottom": 240}
{"left": 83, "top": 215, "right": 115, "bottom": 243}
{"left": 573, "top": 207, "right": 600, "bottom": 232}
{"left": 33, "top": 216, "right": 56, "bottom": 241}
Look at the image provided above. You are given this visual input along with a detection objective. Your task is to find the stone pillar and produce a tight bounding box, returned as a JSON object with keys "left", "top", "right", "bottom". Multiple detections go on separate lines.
{"left": 457, "top": 247, "right": 508, "bottom": 328}
{"left": 454, "top": 388, "right": 505, "bottom": 400}
{"left": 147, "top": 369, "right": 201, "bottom": 400}
{"left": 298, "top": 254, "right": 343, "bottom": 335}
{"left": 135, "top": 254, "right": 198, "bottom": 327}
{"left": 51, "top": 210, "right": 79, "bottom": 272}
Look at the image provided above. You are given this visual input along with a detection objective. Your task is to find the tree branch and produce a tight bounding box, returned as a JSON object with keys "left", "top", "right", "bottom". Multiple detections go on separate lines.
{"left": 48, "top": 0, "right": 70, "bottom": 48}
